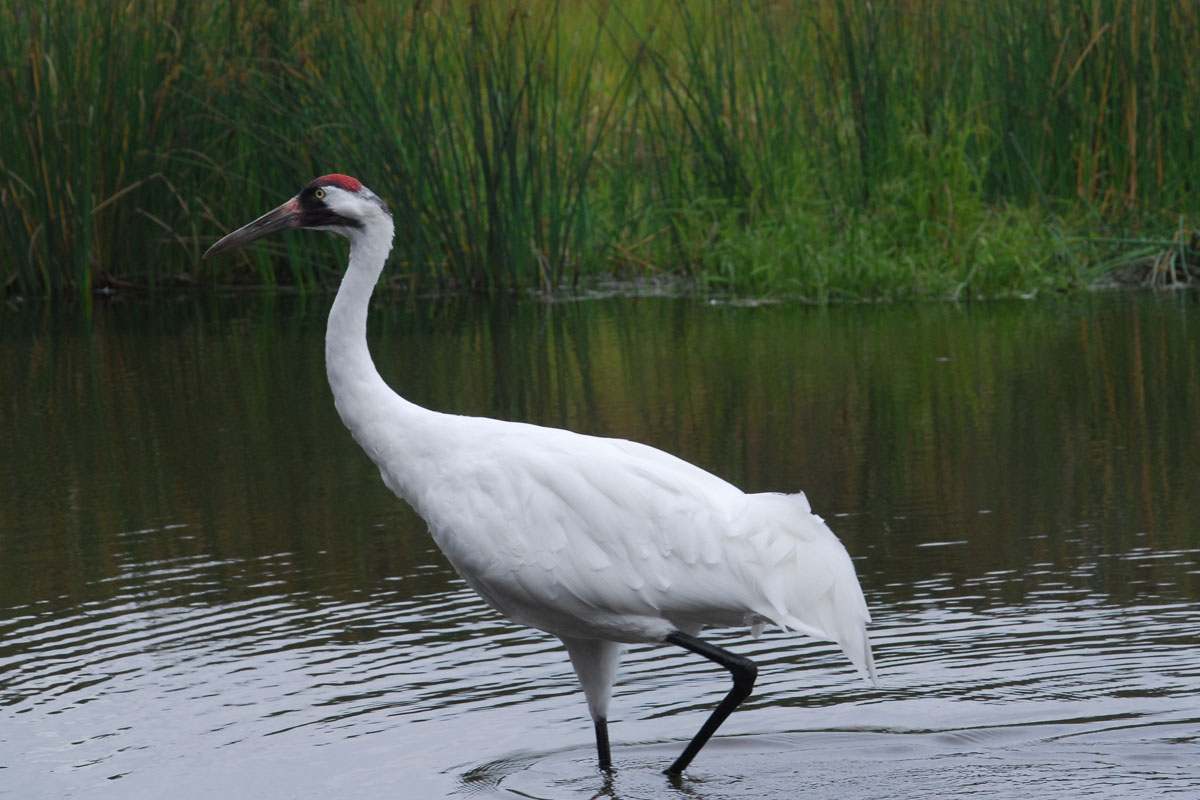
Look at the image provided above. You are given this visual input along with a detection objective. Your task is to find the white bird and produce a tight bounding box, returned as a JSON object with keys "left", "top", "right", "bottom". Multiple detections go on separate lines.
{"left": 205, "top": 175, "right": 877, "bottom": 776}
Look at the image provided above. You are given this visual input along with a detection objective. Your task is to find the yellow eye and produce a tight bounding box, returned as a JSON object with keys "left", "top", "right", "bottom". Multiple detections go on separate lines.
{"left": 314, "top": 187, "right": 326, "bottom": 200}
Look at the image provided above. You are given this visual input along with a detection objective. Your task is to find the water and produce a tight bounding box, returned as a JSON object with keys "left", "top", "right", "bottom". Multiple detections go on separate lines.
{"left": 2, "top": 290, "right": 1198, "bottom": 799}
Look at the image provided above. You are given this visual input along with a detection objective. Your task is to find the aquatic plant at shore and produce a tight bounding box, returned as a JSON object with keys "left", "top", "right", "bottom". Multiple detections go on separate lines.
{"left": 2, "top": 0, "right": 1197, "bottom": 300}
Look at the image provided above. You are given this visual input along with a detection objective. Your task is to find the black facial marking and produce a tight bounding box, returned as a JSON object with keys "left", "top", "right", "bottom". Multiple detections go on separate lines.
{"left": 297, "top": 184, "right": 363, "bottom": 230}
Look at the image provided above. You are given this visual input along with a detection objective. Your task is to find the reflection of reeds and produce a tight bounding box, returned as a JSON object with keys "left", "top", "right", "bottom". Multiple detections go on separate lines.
{"left": 2, "top": 0, "right": 1197, "bottom": 298}
{"left": 3, "top": 294, "right": 1197, "bottom": 608}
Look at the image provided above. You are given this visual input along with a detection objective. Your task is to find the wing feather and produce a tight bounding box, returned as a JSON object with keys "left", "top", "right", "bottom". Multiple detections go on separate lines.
{"left": 402, "top": 417, "right": 874, "bottom": 682}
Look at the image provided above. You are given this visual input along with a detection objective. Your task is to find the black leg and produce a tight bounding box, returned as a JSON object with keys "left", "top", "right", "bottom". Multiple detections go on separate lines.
{"left": 594, "top": 716, "right": 612, "bottom": 770}
{"left": 663, "top": 631, "right": 758, "bottom": 777}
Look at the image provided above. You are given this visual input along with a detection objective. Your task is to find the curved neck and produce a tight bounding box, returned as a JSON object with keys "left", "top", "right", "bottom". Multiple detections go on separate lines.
{"left": 324, "top": 215, "right": 415, "bottom": 438}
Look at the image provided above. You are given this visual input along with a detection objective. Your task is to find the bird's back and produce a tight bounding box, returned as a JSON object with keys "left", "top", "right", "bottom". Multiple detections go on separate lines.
{"left": 378, "top": 412, "right": 875, "bottom": 682}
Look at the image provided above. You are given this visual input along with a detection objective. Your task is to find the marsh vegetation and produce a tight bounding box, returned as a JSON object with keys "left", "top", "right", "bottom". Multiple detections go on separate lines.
{"left": 3, "top": 0, "right": 1198, "bottom": 299}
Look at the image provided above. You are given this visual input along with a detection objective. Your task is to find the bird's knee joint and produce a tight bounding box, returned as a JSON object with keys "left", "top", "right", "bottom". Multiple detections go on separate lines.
{"left": 732, "top": 658, "right": 757, "bottom": 693}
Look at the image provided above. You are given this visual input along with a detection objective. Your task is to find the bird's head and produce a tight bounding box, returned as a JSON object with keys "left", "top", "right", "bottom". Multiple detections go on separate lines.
{"left": 204, "top": 174, "right": 391, "bottom": 259}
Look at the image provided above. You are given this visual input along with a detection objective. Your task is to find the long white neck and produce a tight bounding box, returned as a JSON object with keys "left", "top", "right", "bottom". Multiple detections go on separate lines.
{"left": 324, "top": 214, "right": 421, "bottom": 446}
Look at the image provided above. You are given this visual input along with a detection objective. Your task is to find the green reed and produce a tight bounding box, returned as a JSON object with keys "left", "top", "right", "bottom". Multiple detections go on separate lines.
{"left": 1, "top": 0, "right": 1196, "bottom": 300}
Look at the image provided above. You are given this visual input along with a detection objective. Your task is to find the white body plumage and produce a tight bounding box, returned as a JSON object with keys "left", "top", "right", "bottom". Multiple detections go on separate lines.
{"left": 385, "top": 412, "right": 873, "bottom": 664}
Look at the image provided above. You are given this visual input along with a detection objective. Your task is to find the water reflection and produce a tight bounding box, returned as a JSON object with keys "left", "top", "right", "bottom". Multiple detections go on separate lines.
{"left": 1, "top": 291, "right": 1198, "bottom": 798}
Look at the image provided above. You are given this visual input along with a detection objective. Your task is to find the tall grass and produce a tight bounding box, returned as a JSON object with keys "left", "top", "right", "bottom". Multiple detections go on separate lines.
{"left": 2, "top": 0, "right": 1197, "bottom": 300}
{"left": 0, "top": 2, "right": 208, "bottom": 296}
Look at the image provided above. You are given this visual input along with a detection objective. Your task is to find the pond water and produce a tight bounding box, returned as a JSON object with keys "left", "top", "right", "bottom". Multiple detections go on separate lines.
{"left": 1, "top": 290, "right": 1198, "bottom": 799}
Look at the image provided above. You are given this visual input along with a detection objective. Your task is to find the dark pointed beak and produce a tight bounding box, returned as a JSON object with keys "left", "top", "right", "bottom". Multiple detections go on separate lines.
{"left": 204, "top": 197, "right": 302, "bottom": 259}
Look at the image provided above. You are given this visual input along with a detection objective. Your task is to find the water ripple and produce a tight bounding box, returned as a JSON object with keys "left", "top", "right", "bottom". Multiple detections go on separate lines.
{"left": 2, "top": 539, "right": 1199, "bottom": 798}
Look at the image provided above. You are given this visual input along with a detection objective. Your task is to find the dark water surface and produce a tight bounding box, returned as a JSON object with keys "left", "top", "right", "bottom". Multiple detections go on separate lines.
{"left": 2, "top": 291, "right": 1198, "bottom": 799}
